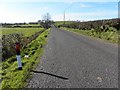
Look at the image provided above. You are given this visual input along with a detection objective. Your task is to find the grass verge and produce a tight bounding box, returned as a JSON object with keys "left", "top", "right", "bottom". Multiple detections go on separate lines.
{"left": 1, "top": 28, "right": 50, "bottom": 89}
{"left": 60, "top": 27, "right": 118, "bottom": 44}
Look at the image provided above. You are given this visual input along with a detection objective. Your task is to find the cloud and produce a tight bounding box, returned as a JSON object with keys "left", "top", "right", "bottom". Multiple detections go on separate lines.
{"left": 1, "top": 0, "right": 119, "bottom": 2}
{"left": 53, "top": 10, "right": 117, "bottom": 21}
{"left": 0, "top": 4, "right": 39, "bottom": 23}
{"left": 0, "top": 3, "right": 53, "bottom": 23}
{"left": 79, "top": 3, "right": 91, "bottom": 8}
{"left": 0, "top": 2, "right": 117, "bottom": 23}
{"left": 40, "top": 6, "right": 52, "bottom": 13}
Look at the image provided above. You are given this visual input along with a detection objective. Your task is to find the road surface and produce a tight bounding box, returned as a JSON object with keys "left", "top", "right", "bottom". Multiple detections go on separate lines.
{"left": 27, "top": 26, "right": 118, "bottom": 88}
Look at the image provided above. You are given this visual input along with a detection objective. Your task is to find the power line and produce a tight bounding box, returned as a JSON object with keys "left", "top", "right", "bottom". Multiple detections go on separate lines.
{"left": 64, "top": 2, "right": 75, "bottom": 25}
{"left": 64, "top": 2, "right": 75, "bottom": 12}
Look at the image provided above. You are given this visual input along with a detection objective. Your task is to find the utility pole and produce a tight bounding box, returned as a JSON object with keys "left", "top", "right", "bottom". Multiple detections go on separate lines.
{"left": 63, "top": 2, "right": 75, "bottom": 25}
{"left": 64, "top": 11, "right": 65, "bottom": 25}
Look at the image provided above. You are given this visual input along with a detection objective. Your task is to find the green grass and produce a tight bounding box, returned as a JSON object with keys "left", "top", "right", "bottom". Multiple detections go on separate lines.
{"left": 2, "top": 28, "right": 44, "bottom": 37}
{"left": 61, "top": 27, "right": 118, "bottom": 44}
{"left": 1, "top": 29, "right": 50, "bottom": 89}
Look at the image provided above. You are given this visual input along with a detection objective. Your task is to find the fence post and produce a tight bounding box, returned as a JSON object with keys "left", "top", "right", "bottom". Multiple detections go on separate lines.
{"left": 15, "top": 42, "right": 22, "bottom": 70}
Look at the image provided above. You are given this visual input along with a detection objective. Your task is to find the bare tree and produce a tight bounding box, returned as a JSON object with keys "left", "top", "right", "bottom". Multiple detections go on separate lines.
{"left": 41, "top": 13, "right": 51, "bottom": 29}
{"left": 42, "top": 13, "right": 51, "bottom": 21}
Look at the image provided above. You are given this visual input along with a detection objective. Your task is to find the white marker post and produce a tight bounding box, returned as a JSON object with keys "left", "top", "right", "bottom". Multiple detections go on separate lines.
{"left": 15, "top": 42, "right": 22, "bottom": 70}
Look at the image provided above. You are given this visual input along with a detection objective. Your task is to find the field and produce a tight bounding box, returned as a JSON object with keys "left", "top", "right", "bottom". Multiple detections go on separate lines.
{"left": 2, "top": 28, "right": 44, "bottom": 37}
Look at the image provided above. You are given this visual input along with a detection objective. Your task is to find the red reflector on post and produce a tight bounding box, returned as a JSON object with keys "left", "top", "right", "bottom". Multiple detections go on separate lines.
{"left": 15, "top": 43, "right": 20, "bottom": 51}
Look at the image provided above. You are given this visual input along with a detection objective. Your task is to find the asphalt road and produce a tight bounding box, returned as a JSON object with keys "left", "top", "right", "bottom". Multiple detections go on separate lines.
{"left": 27, "top": 26, "right": 118, "bottom": 88}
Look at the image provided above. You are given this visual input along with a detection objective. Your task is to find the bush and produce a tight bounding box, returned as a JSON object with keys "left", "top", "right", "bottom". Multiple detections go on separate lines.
{"left": 2, "top": 30, "right": 45, "bottom": 61}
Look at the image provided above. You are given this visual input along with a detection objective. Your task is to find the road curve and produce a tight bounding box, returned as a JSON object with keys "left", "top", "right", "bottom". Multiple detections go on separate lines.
{"left": 27, "top": 26, "right": 118, "bottom": 88}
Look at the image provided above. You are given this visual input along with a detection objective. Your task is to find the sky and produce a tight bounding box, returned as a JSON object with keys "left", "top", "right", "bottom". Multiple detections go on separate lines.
{"left": 0, "top": 0, "right": 119, "bottom": 23}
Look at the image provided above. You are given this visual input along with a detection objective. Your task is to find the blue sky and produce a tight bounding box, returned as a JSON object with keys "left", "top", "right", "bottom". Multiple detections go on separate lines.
{"left": 0, "top": 0, "right": 119, "bottom": 23}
